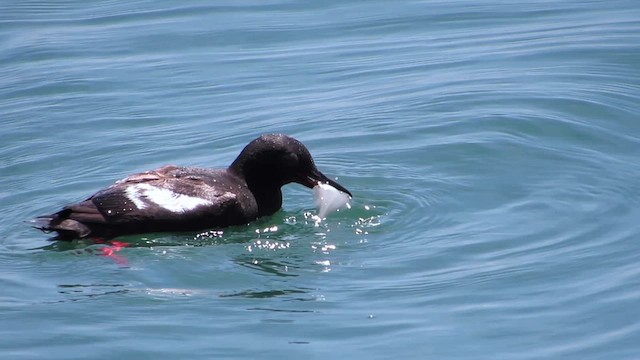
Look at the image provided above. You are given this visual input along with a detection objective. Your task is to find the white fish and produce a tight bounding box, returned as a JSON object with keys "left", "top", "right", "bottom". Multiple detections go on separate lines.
{"left": 313, "top": 183, "right": 352, "bottom": 218}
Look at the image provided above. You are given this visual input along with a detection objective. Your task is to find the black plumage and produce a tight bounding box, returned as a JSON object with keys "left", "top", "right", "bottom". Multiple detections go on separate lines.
{"left": 32, "top": 134, "right": 351, "bottom": 240}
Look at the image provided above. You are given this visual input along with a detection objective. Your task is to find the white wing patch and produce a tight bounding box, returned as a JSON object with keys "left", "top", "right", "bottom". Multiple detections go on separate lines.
{"left": 125, "top": 183, "right": 213, "bottom": 213}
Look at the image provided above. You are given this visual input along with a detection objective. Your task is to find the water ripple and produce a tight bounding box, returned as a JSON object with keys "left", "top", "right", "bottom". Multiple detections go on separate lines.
{"left": 2, "top": 0, "right": 640, "bottom": 358}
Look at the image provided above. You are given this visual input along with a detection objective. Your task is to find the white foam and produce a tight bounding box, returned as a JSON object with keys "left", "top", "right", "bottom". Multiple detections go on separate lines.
{"left": 313, "top": 183, "right": 351, "bottom": 218}
{"left": 125, "top": 183, "right": 213, "bottom": 213}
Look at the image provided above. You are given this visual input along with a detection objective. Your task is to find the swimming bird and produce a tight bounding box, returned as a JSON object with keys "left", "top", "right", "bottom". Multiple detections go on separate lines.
{"left": 33, "top": 134, "right": 351, "bottom": 240}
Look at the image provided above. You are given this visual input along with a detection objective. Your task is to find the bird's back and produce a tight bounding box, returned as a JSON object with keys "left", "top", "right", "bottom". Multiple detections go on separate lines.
{"left": 34, "top": 165, "right": 259, "bottom": 239}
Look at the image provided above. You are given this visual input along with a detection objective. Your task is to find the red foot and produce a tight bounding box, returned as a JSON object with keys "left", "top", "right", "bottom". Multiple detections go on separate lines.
{"left": 97, "top": 238, "right": 131, "bottom": 266}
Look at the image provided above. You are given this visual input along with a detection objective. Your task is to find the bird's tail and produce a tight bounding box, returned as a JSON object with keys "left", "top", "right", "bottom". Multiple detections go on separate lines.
{"left": 29, "top": 209, "right": 92, "bottom": 239}
{"left": 27, "top": 215, "right": 56, "bottom": 233}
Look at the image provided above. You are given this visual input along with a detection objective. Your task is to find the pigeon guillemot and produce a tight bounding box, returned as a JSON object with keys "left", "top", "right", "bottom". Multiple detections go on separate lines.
{"left": 33, "top": 134, "right": 352, "bottom": 240}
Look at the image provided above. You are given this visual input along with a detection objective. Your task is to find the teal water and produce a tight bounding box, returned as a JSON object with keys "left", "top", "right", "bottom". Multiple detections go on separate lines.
{"left": 2, "top": 0, "right": 640, "bottom": 358}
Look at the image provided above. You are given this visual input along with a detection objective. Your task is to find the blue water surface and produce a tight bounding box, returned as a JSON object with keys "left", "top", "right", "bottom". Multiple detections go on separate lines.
{"left": 2, "top": 1, "right": 640, "bottom": 359}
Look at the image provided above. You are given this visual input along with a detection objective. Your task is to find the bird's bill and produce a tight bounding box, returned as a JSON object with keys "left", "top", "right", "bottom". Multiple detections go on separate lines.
{"left": 300, "top": 169, "right": 352, "bottom": 197}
